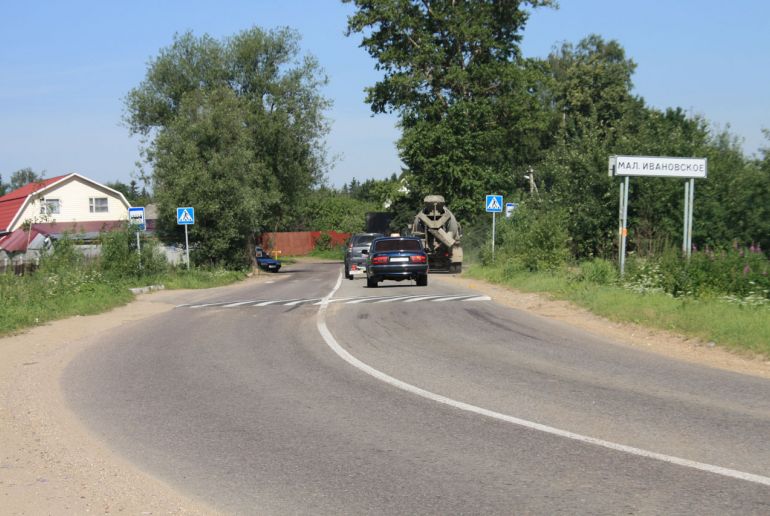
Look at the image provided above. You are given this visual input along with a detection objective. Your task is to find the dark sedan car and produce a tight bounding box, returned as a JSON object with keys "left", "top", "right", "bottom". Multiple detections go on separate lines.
{"left": 255, "top": 246, "right": 281, "bottom": 272}
{"left": 363, "top": 236, "right": 429, "bottom": 288}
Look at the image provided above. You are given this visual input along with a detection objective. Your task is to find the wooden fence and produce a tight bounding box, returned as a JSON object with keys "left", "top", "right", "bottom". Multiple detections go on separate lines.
{"left": 259, "top": 231, "right": 350, "bottom": 256}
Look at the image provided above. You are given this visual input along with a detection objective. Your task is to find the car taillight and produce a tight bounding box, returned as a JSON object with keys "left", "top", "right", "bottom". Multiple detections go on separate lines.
{"left": 372, "top": 255, "right": 388, "bottom": 265}
{"left": 410, "top": 255, "right": 427, "bottom": 264}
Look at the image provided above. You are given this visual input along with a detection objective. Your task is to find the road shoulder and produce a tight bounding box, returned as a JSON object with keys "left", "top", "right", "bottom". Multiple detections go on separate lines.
{"left": 435, "top": 273, "right": 770, "bottom": 380}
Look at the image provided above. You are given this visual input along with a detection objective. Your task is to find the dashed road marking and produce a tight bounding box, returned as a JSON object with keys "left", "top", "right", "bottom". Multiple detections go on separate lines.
{"left": 177, "top": 293, "right": 491, "bottom": 309}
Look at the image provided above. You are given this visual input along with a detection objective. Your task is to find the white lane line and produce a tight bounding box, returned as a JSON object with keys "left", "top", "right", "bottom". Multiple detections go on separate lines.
{"left": 188, "top": 302, "right": 230, "bottom": 309}
{"left": 255, "top": 300, "right": 285, "bottom": 306}
{"left": 463, "top": 295, "right": 492, "bottom": 302}
{"left": 403, "top": 295, "right": 445, "bottom": 303}
{"left": 222, "top": 301, "right": 259, "bottom": 308}
{"left": 285, "top": 299, "right": 315, "bottom": 306}
{"left": 312, "top": 297, "right": 356, "bottom": 305}
{"left": 374, "top": 296, "right": 416, "bottom": 303}
{"left": 316, "top": 275, "right": 770, "bottom": 487}
{"left": 431, "top": 295, "right": 474, "bottom": 302}
{"left": 345, "top": 298, "right": 375, "bottom": 304}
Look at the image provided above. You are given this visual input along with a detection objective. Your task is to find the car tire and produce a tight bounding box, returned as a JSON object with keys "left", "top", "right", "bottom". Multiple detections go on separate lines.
{"left": 367, "top": 277, "right": 378, "bottom": 288}
{"left": 416, "top": 274, "right": 428, "bottom": 287}
{"left": 345, "top": 266, "right": 352, "bottom": 280}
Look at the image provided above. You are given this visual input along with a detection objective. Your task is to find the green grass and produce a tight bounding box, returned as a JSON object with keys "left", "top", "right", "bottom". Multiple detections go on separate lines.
{"left": 0, "top": 266, "right": 247, "bottom": 337}
{"left": 464, "top": 263, "right": 770, "bottom": 357}
{"left": 305, "top": 247, "right": 345, "bottom": 261}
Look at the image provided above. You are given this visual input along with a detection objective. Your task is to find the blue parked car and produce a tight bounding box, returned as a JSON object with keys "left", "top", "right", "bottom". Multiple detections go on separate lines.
{"left": 255, "top": 246, "right": 281, "bottom": 272}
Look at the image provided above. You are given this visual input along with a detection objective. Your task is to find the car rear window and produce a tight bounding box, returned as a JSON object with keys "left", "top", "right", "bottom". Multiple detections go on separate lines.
{"left": 373, "top": 239, "right": 421, "bottom": 252}
{"left": 353, "top": 235, "right": 380, "bottom": 246}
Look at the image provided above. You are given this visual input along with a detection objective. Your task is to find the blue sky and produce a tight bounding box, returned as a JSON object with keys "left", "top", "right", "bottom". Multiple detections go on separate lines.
{"left": 1, "top": 1, "right": 768, "bottom": 190}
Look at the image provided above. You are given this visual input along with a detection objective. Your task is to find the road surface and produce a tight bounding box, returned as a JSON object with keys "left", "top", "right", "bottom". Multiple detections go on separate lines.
{"left": 63, "top": 261, "right": 770, "bottom": 514}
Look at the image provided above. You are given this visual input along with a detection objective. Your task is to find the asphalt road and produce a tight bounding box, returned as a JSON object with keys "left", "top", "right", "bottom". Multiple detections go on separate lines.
{"left": 63, "top": 261, "right": 770, "bottom": 514}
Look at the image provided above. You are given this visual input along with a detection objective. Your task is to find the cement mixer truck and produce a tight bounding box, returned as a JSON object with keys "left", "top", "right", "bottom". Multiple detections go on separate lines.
{"left": 411, "top": 195, "right": 463, "bottom": 273}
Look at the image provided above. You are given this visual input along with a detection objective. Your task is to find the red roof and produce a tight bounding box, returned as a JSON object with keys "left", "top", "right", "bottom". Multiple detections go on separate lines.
{"left": 0, "top": 228, "right": 43, "bottom": 253}
{"left": 0, "top": 175, "right": 68, "bottom": 231}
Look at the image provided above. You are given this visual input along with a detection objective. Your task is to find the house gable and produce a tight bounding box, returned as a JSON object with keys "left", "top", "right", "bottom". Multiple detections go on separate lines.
{"left": 0, "top": 175, "right": 66, "bottom": 231}
{"left": 5, "top": 173, "right": 131, "bottom": 233}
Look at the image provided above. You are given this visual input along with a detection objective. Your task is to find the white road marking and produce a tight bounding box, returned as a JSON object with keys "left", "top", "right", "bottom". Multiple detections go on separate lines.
{"left": 181, "top": 294, "right": 492, "bottom": 309}
{"left": 285, "top": 299, "right": 311, "bottom": 306}
{"left": 189, "top": 302, "right": 229, "bottom": 309}
{"left": 403, "top": 295, "right": 444, "bottom": 303}
{"left": 463, "top": 295, "right": 492, "bottom": 302}
{"left": 316, "top": 273, "right": 770, "bottom": 487}
{"left": 431, "top": 295, "right": 474, "bottom": 302}
{"left": 374, "top": 296, "right": 415, "bottom": 303}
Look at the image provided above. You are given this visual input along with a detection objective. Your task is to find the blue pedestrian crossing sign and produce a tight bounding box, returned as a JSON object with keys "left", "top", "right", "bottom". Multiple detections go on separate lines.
{"left": 177, "top": 207, "right": 195, "bottom": 225}
{"left": 485, "top": 195, "right": 503, "bottom": 213}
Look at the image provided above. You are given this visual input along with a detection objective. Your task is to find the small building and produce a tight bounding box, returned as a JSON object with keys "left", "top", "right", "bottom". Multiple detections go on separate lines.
{"left": 0, "top": 173, "right": 131, "bottom": 270}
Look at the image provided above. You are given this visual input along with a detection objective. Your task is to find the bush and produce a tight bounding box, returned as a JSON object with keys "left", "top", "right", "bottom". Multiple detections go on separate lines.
{"left": 38, "top": 233, "right": 83, "bottom": 273}
{"left": 314, "top": 232, "right": 333, "bottom": 251}
{"left": 490, "top": 201, "right": 571, "bottom": 272}
{"left": 624, "top": 245, "right": 770, "bottom": 303}
{"left": 99, "top": 223, "right": 168, "bottom": 279}
{"left": 573, "top": 258, "right": 618, "bottom": 285}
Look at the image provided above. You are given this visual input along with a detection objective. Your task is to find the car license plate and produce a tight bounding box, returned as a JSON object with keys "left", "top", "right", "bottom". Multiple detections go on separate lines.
{"left": 390, "top": 257, "right": 408, "bottom": 262}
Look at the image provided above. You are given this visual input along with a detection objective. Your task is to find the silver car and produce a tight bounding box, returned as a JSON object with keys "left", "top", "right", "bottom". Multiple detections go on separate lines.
{"left": 344, "top": 233, "right": 384, "bottom": 279}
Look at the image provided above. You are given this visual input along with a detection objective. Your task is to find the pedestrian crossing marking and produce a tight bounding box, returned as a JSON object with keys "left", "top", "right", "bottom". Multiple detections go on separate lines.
{"left": 176, "top": 293, "right": 491, "bottom": 309}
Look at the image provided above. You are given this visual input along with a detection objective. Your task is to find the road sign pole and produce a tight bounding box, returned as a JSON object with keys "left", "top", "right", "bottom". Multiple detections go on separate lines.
{"left": 620, "top": 176, "right": 628, "bottom": 278}
{"left": 184, "top": 224, "right": 190, "bottom": 269}
{"left": 492, "top": 211, "right": 496, "bottom": 261}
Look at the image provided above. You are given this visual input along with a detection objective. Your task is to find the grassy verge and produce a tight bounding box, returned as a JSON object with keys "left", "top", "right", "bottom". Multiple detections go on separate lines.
{"left": 0, "top": 267, "right": 247, "bottom": 338}
{"left": 305, "top": 247, "right": 344, "bottom": 261}
{"left": 464, "top": 263, "right": 770, "bottom": 357}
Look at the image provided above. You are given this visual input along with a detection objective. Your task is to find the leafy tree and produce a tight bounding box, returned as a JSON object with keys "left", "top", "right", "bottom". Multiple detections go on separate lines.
{"left": 9, "top": 167, "right": 45, "bottom": 190}
{"left": 344, "top": 0, "right": 557, "bottom": 221}
{"left": 125, "top": 27, "right": 330, "bottom": 266}
{"left": 546, "top": 35, "right": 638, "bottom": 137}
{"left": 106, "top": 179, "right": 152, "bottom": 206}
{"left": 292, "top": 187, "right": 378, "bottom": 233}
{"left": 0, "top": 174, "right": 6, "bottom": 196}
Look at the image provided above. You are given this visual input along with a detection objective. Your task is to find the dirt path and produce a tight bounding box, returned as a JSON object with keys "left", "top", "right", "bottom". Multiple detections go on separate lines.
{"left": 1, "top": 269, "right": 768, "bottom": 514}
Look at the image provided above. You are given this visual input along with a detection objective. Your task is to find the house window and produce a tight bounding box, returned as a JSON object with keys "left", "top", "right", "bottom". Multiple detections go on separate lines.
{"left": 89, "top": 197, "right": 108, "bottom": 213}
{"left": 40, "top": 198, "right": 61, "bottom": 215}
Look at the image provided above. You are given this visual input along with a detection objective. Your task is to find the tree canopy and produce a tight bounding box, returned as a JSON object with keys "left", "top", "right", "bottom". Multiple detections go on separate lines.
{"left": 3, "top": 167, "right": 45, "bottom": 192}
{"left": 345, "top": 0, "right": 557, "bottom": 219}
{"left": 125, "top": 27, "right": 330, "bottom": 266}
{"left": 345, "top": 1, "right": 769, "bottom": 259}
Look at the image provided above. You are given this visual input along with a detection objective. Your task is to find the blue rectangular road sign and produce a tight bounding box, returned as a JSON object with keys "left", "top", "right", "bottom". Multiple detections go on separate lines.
{"left": 485, "top": 195, "right": 503, "bottom": 213}
{"left": 128, "top": 207, "right": 146, "bottom": 230}
{"left": 177, "top": 207, "right": 195, "bottom": 225}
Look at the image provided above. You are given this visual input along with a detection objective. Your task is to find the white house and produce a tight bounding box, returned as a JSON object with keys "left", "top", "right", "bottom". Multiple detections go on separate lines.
{"left": 0, "top": 173, "right": 131, "bottom": 264}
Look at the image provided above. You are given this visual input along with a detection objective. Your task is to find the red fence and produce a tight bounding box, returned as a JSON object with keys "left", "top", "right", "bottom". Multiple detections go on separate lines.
{"left": 260, "top": 231, "right": 350, "bottom": 256}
